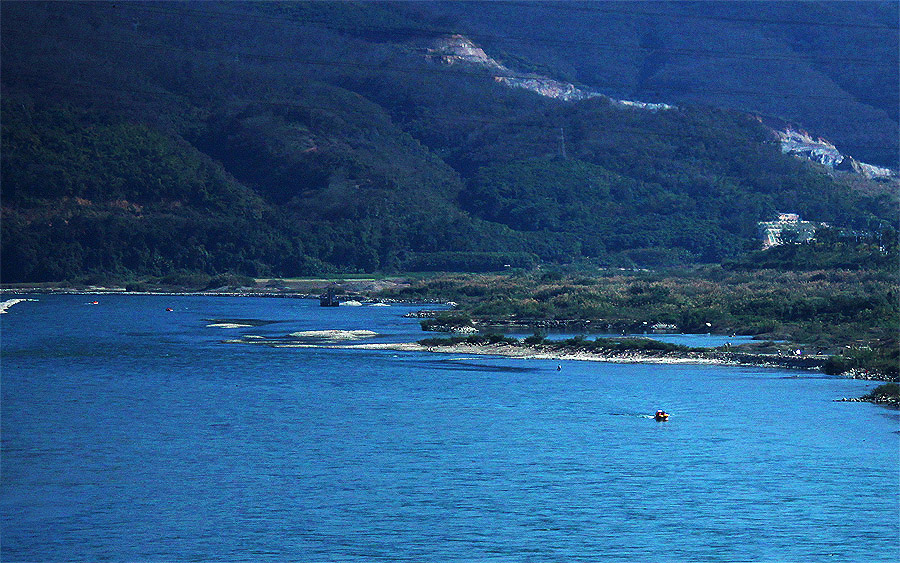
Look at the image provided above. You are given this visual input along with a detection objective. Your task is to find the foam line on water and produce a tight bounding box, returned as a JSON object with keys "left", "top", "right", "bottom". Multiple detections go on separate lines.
{"left": 0, "top": 299, "right": 36, "bottom": 314}
{"left": 288, "top": 330, "right": 378, "bottom": 340}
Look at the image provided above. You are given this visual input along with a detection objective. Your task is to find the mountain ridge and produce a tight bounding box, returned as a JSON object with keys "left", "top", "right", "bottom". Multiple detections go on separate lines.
{"left": 426, "top": 32, "right": 896, "bottom": 180}
{"left": 1, "top": 1, "right": 896, "bottom": 282}
{"left": 418, "top": 1, "right": 898, "bottom": 167}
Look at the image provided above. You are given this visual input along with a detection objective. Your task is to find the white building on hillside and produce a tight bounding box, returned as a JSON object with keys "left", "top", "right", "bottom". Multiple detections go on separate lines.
{"left": 758, "top": 213, "right": 826, "bottom": 249}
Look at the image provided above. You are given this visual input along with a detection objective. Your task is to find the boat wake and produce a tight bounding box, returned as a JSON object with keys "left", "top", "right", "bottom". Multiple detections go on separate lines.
{"left": 610, "top": 412, "right": 661, "bottom": 420}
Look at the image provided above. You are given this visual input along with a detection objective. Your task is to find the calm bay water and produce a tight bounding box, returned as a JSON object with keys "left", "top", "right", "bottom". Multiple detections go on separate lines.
{"left": 2, "top": 294, "right": 897, "bottom": 561}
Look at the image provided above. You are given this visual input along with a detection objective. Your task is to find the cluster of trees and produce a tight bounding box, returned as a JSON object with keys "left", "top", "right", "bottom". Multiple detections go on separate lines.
{"left": 725, "top": 226, "right": 898, "bottom": 271}
{"left": 384, "top": 259, "right": 899, "bottom": 356}
{"left": 824, "top": 346, "right": 899, "bottom": 380}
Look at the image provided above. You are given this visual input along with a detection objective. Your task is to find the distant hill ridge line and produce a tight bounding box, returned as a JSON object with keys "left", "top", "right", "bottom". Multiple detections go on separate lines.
{"left": 429, "top": 33, "right": 897, "bottom": 179}
{"left": 1, "top": 1, "right": 896, "bottom": 281}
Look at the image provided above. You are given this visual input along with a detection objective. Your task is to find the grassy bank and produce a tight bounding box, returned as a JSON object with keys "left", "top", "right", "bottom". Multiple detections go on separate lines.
{"left": 384, "top": 266, "right": 898, "bottom": 380}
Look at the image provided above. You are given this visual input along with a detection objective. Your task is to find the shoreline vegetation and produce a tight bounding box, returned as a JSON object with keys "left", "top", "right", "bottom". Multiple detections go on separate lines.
{"left": 5, "top": 267, "right": 898, "bottom": 404}
{"left": 408, "top": 336, "right": 890, "bottom": 381}
{"left": 378, "top": 267, "right": 898, "bottom": 384}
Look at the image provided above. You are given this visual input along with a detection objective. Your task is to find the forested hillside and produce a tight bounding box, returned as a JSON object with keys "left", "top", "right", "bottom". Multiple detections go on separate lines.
{"left": 420, "top": 1, "right": 899, "bottom": 167}
{"left": 1, "top": 1, "right": 896, "bottom": 282}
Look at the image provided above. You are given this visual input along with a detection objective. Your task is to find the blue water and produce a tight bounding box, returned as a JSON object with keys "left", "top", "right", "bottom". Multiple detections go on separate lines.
{"left": 2, "top": 294, "right": 898, "bottom": 561}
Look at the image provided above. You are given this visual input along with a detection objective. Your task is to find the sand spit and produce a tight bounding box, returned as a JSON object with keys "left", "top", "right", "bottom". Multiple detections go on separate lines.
{"left": 337, "top": 341, "right": 726, "bottom": 365}
{"left": 207, "top": 322, "right": 255, "bottom": 329}
{"left": 289, "top": 329, "right": 379, "bottom": 340}
{"left": 226, "top": 337, "right": 810, "bottom": 369}
{"left": 333, "top": 342, "right": 838, "bottom": 373}
{"left": 224, "top": 338, "right": 889, "bottom": 379}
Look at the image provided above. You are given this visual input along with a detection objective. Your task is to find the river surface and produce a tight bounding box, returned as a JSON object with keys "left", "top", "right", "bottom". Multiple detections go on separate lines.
{"left": 2, "top": 294, "right": 897, "bottom": 562}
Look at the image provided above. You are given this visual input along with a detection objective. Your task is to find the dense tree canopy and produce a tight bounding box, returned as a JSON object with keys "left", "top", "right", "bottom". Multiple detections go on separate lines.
{"left": 1, "top": 1, "right": 896, "bottom": 282}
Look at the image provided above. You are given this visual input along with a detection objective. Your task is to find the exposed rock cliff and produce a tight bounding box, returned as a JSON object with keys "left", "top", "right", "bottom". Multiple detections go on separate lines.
{"left": 429, "top": 35, "right": 504, "bottom": 70}
{"left": 776, "top": 128, "right": 897, "bottom": 181}
{"left": 778, "top": 129, "right": 844, "bottom": 167}
{"left": 834, "top": 156, "right": 897, "bottom": 181}
{"left": 429, "top": 35, "right": 893, "bottom": 182}
{"left": 428, "top": 35, "right": 674, "bottom": 110}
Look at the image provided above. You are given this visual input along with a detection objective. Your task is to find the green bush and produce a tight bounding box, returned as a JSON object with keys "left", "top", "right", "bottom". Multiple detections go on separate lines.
{"left": 486, "top": 333, "right": 519, "bottom": 345}
{"left": 420, "top": 312, "right": 473, "bottom": 331}
{"left": 524, "top": 331, "right": 547, "bottom": 345}
{"left": 823, "top": 344, "right": 899, "bottom": 379}
{"left": 204, "top": 273, "right": 255, "bottom": 289}
{"left": 863, "top": 383, "right": 899, "bottom": 400}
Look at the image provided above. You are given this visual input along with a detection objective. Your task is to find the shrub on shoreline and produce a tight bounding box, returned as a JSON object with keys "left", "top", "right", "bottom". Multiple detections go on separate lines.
{"left": 862, "top": 383, "right": 899, "bottom": 403}
{"left": 823, "top": 344, "right": 899, "bottom": 380}
{"left": 417, "top": 334, "right": 697, "bottom": 354}
{"left": 418, "top": 333, "right": 519, "bottom": 347}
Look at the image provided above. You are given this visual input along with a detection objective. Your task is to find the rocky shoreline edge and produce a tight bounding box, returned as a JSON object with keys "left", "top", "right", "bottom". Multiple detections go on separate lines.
{"left": 835, "top": 395, "right": 900, "bottom": 407}
{"left": 834, "top": 382, "right": 900, "bottom": 408}
{"left": 348, "top": 341, "right": 900, "bottom": 406}
{"left": 351, "top": 340, "right": 724, "bottom": 365}
{"left": 346, "top": 341, "right": 896, "bottom": 381}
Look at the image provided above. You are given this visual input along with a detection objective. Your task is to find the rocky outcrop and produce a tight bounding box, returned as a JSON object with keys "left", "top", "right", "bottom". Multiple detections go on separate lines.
{"left": 428, "top": 35, "right": 504, "bottom": 70}
{"left": 428, "top": 35, "right": 674, "bottom": 110}
{"left": 495, "top": 75, "right": 590, "bottom": 102}
{"left": 834, "top": 155, "right": 897, "bottom": 180}
{"left": 776, "top": 127, "right": 898, "bottom": 181}
{"left": 778, "top": 128, "right": 844, "bottom": 167}
{"left": 402, "top": 310, "right": 442, "bottom": 318}
{"left": 836, "top": 395, "right": 899, "bottom": 407}
{"left": 422, "top": 323, "right": 478, "bottom": 334}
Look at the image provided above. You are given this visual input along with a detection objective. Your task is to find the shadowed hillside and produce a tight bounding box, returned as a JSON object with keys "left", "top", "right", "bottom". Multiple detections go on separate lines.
{"left": 1, "top": 1, "right": 896, "bottom": 282}
{"left": 420, "top": 1, "right": 899, "bottom": 167}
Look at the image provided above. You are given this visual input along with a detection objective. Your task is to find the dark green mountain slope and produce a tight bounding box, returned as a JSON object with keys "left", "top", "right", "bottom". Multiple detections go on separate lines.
{"left": 0, "top": 97, "right": 312, "bottom": 281}
{"left": 421, "top": 1, "right": 899, "bottom": 167}
{"left": 1, "top": 1, "right": 895, "bottom": 282}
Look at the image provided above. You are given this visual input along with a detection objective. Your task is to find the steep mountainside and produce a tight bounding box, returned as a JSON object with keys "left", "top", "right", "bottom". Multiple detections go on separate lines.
{"left": 428, "top": 34, "right": 674, "bottom": 110}
{"left": 419, "top": 1, "right": 899, "bottom": 167}
{"left": 426, "top": 32, "right": 893, "bottom": 179}
{"left": 1, "top": 1, "right": 896, "bottom": 282}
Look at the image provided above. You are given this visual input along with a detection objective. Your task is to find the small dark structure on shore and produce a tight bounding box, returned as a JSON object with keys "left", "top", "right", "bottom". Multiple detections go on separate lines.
{"left": 319, "top": 287, "right": 340, "bottom": 307}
